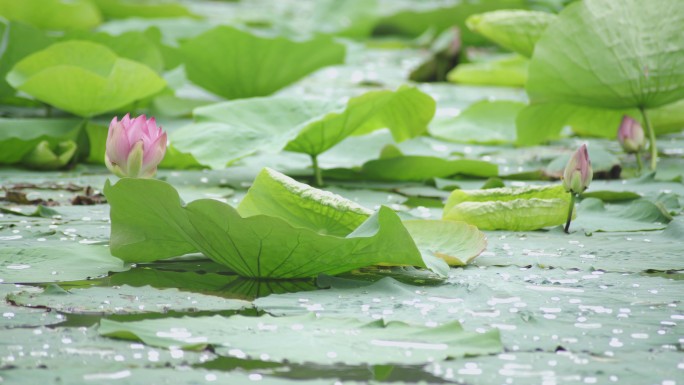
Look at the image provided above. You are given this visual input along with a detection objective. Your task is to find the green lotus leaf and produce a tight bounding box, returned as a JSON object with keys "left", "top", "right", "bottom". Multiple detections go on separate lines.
{"left": 238, "top": 168, "right": 372, "bottom": 237}
{"left": 443, "top": 184, "right": 571, "bottom": 231}
{"left": 516, "top": 100, "right": 684, "bottom": 146}
{"left": 360, "top": 155, "right": 498, "bottom": 181}
{"left": 104, "top": 169, "right": 447, "bottom": 279}
{"left": 61, "top": 30, "right": 165, "bottom": 73}
{"left": 527, "top": 0, "right": 684, "bottom": 109}
{"left": 99, "top": 314, "right": 502, "bottom": 365}
{"left": 0, "top": 0, "right": 102, "bottom": 31}
{"left": 466, "top": 10, "right": 557, "bottom": 58}
{"left": 0, "top": 118, "right": 83, "bottom": 165}
{"left": 180, "top": 26, "right": 345, "bottom": 99}
{"left": 403, "top": 220, "right": 486, "bottom": 266}
{"left": 91, "top": 0, "right": 196, "bottom": 20}
{"left": 447, "top": 53, "right": 528, "bottom": 87}
{"left": 375, "top": 0, "right": 527, "bottom": 45}
{"left": 0, "top": 241, "right": 126, "bottom": 284}
{"left": 21, "top": 140, "right": 77, "bottom": 170}
{"left": 431, "top": 100, "right": 526, "bottom": 144}
{"left": 573, "top": 198, "right": 672, "bottom": 233}
{"left": 6, "top": 41, "right": 166, "bottom": 117}
{"left": 171, "top": 86, "right": 435, "bottom": 169}
{"left": 8, "top": 284, "right": 249, "bottom": 315}
{"left": 0, "top": 20, "right": 53, "bottom": 99}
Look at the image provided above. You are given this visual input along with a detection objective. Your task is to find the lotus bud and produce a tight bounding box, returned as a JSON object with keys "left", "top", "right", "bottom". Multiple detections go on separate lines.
{"left": 617, "top": 115, "right": 646, "bottom": 154}
{"left": 562, "top": 144, "right": 593, "bottom": 194}
{"left": 105, "top": 114, "right": 167, "bottom": 178}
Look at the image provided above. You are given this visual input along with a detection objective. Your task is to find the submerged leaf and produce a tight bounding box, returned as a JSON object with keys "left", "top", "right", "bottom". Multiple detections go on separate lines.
{"left": 99, "top": 313, "right": 502, "bottom": 365}
{"left": 9, "top": 285, "right": 250, "bottom": 315}
{"left": 573, "top": 198, "right": 672, "bottom": 232}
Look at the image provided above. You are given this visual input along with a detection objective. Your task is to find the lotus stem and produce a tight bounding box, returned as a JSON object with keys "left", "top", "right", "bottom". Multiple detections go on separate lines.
{"left": 635, "top": 152, "right": 643, "bottom": 173}
{"left": 311, "top": 154, "right": 323, "bottom": 187}
{"left": 564, "top": 193, "right": 576, "bottom": 234}
{"left": 639, "top": 107, "right": 657, "bottom": 171}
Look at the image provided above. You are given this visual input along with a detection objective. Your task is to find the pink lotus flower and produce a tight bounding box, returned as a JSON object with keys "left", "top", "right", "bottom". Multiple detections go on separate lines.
{"left": 617, "top": 115, "right": 646, "bottom": 154}
{"left": 105, "top": 114, "right": 167, "bottom": 178}
{"left": 563, "top": 144, "right": 592, "bottom": 194}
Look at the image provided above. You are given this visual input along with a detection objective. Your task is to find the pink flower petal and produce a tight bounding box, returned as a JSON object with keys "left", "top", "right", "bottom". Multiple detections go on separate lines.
{"left": 121, "top": 113, "right": 131, "bottom": 127}
{"left": 127, "top": 115, "right": 147, "bottom": 144}
{"left": 142, "top": 132, "right": 167, "bottom": 167}
{"left": 105, "top": 122, "right": 131, "bottom": 166}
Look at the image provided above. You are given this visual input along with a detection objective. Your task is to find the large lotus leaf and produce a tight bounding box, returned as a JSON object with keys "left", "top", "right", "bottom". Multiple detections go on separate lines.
{"left": 104, "top": 175, "right": 444, "bottom": 279}
{"left": 430, "top": 100, "right": 525, "bottom": 144}
{"left": 645, "top": 99, "right": 684, "bottom": 135}
{"left": 0, "top": 20, "right": 53, "bottom": 99}
{"left": 447, "top": 54, "right": 528, "bottom": 87}
{"left": 6, "top": 41, "right": 166, "bottom": 117}
{"left": 0, "top": 118, "right": 83, "bottom": 165}
{"left": 526, "top": 0, "right": 684, "bottom": 109}
{"left": 92, "top": 0, "right": 196, "bottom": 19}
{"left": 99, "top": 313, "right": 502, "bottom": 365}
{"left": 0, "top": 0, "right": 102, "bottom": 31}
{"left": 61, "top": 30, "right": 165, "bottom": 73}
{"left": 171, "top": 86, "right": 435, "bottom": 168}
{"left": 466, "top": 10, "right": 557, "bottom": 58}
{"left": 238, "top": 168, "right": 372, "bottom": 237}
{"left": 180, "top": 26, "right": 345, "bottom": 100}
{"left": 443, "top": 184, "right": 571, "bottom": 231}
{"left": 8, "top": 284, "right": 250, "bottom": 315}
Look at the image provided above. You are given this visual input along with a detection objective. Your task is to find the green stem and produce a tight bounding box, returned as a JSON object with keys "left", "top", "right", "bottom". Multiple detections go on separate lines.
{"left": 639, "top": 107, "right": 657, "bottom": 171}
{"left": 311, "top": 154, "right": 323, "bottom": 187}
{"left": 45, "top": 104, "right": 52, "bottom": 118}
{"left": 564, "top": 193, "right": 576, "bottom": 234}
{"left": 635, "top": 152, "right": 643, "bottom": 173}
